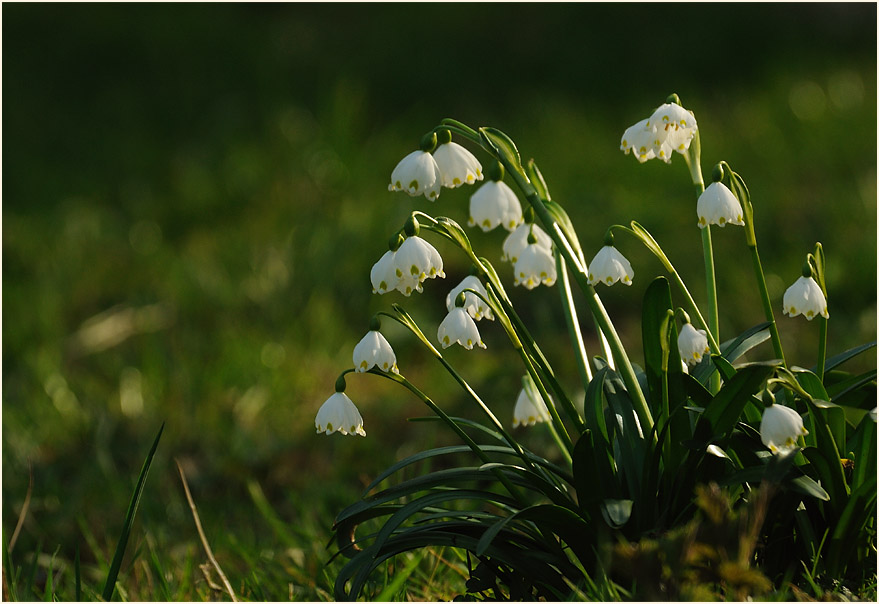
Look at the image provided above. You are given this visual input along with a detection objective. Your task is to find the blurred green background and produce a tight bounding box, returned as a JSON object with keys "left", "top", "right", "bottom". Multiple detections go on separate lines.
{"left": 3, "top": 3, "right": 876, "bottom": 599}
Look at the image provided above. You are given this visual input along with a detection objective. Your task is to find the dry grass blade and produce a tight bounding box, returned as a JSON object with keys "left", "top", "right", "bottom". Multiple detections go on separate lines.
{"left": 8, "top": 461, "right": 34, "bottom": 553}
{"left": 175, "top": 459, "right": 238, "bottom": 602}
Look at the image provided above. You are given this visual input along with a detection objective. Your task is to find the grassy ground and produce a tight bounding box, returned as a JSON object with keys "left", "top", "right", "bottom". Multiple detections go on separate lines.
{"left": 2, "top": 4, "right": 876, "bottom": 601}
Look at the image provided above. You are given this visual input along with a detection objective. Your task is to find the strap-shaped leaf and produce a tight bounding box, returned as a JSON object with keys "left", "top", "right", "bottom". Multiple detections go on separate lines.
{"left": 699, "top": 363, "right": 777, "bottom": 439}
{"left": 825, "top": 480, "right": 877, "bottom": 575}
{"left": 820, "top": 340, "right": 876, "bottom": 373}
{"left": 850, "top": 412, "right": 877, "bottom": 490}
{"left": 479, "top": 127, "right": 527, "bottom": 180}
{"left": 692, "top": 322, "right": 772, "bottom": 383}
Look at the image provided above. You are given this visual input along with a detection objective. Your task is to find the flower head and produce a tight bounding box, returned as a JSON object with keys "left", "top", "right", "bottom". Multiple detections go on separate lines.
{"left": 469, "top": 180, "right": 523, "bottom": 232}
{"left": 621, "top": 102, "right": 697, "bottom": 164}
{"left": 437, "top": 307, "right": 486, "bottom": 350}
{"left": 587, "top": 246, "right": 634, "bottom": 286}
{"left": 513, "top": 375, "right": 551, "bottom": 428}
{"left": 783, "top": 276, "right": 829, "bottom": 320}
{"left": 315, "top": 391, "right": 366, "bottom": 437}
{"left": 394, "top": 236, "right": 445, "bottom": 285}
{"left": 760, "top": 404, "right": 808, "bottom": 453}
{"left": 370, "top": 249, "right": 423, "bottom": 296}
{"left": 433, "top": 142, "right": 483, "bottom": 189}
{"left": 513, "top": 243, "right": 557, "bottom": 289}
{"left": 388, "top": 150, "right": 442, "bottom": 201}
{"left": 620, "top": 119, "right": 659, "bottom": 163}
{"left": 502, "top": 223, "right": 552, "bottom": 264}
{"left": 678, "top": 323, "right": 710, "bottom": 366}
{"left": 353, "top": 330, "right": 399, "bottom": 374}
{"left": 446, "top": 275, "right": 494, "bottom": 321}
{"left": 697, "top": 182, "right": 745, "bottom": 228}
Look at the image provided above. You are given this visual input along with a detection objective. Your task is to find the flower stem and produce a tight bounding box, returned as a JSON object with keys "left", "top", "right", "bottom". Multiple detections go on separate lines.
{"left": 749, "top": 245, "right": 787, "bottom": 365}
{"left": 817, "top": 317, "right": 828, "bottom": 382}
{"left": 557, "top": 252, "right": 593, "bottom": 388}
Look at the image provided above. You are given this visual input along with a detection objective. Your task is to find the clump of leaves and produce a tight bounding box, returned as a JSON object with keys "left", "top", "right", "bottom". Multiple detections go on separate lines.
{"left": 611, "top": 482, "right": 773, "bottom": 601}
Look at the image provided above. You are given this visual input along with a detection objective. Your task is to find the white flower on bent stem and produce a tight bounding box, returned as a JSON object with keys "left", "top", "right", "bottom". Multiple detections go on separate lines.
{"left": 678, "top": 323, "right": 710, "bottom": 366}
{"left": 621, "top": 101, "right": 697, "bottom": 164}
{"left": 446, "top": 276, "right": 494, "bottom": 321}
{"left": 783, "top": 275, "right": 829, "bottom": 320}
{"left": 353, "top": 331, "right": 399, "bottom": 374}
{"left": 433, "top": 141, "right": 483, "bottom": 189}
{"left": 370, "top": 249, "right": 423, "bottom": 296}
{"left": 697, "top": 182, "right": 745, "bottom": 228}
{"left": 437, "top": 307, "right": 486, "bottom": 350}
{"left": 513, "top": 375, "right": 551, "bottom": 428}
{"left": 760, "top": 404, "right": 808, "bottom": 453}
{"left": 388, "top": 150, "right": 442, "bottom": 201}
{"left": 469, "top": 180, "right": 523, "bottom": 232}
{"left": 502, "top": 223, "right": 552, "bottom": 264}
{"left": 513, "top": 243, "right": 557, "bottom": 290}
{"left": 587, "top": 245, "right": 634, "bottom": 287}
{"left": 315, "top": 391, "right": 366, "bottom": 437}
{"left": 394, "top": 236, "right": 445, "bottom": 285}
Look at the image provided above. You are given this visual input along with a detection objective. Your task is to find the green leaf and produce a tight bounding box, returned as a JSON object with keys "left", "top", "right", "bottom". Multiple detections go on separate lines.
{"left": 693, "top": 322, "right": 772, "bottom": 383}
{"left": 850, "top": 411, "right": 877, "bottom": 491}
{"left": 526, "top": 158, "right": 551, "bottom": 201}
{"left": 572, "top": 429, "right": 618, "bottom": 513}
{"left": 820, "top": 341, "right": 876, "bottom": 373}
{"left": 374, "top": 550, "right": 424, "bottom": 602}
{"left": 479, "top": 127, "right": 527, "bottom": 180}
{"left": 583, "top": 369, "right": 610, "bottom": 443}
{"left": 600, "top": 499, "right": 633, "bottom": 528}
{"left": 102, "top": 422, "right": 165, "bottom": 601}
{"left": 825, "top": 480, "right": 877, "bottom": 575}
{"left": 802, "top": 446, "right": 847, "bottom": 514}
{"left": 699, "top": 363, "right": 777, "bottom": 440}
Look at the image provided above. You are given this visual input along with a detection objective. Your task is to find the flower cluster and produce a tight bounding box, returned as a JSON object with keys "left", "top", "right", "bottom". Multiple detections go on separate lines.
{"left": 502, "top": 223, "right": 556, "bottom": 289}
{"left": 370, "top": 236, "right": 445, "bottom": 296}
{"left": 388, "top": 136, "right": 483, "bottom": 202}
{"left": 620, "top": 102, "right": 698, "bottom": 164}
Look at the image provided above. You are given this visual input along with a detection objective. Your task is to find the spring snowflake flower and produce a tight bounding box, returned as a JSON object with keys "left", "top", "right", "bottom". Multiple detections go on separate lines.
{"left": 587, "top": 246, "right": 634, "bottom": 286}
{"left": 513, "top": 376, "right": 551, "bottom": 428}
{"left": 620, "top": 119, "right": 659, "bottom": 163}
{"left": 315, "top": 391, "right": 366, "bottom": 437}
{"left": 388, "top": 150, "right": 442, "bottom": 201}
{"left": 446, "top": 276, "right": 494, "bottom": 321}
{"left": 513, "top": 243, "right": 557, "bottom": 289}
{"left": 370, "top": 249, "right": 423, "bottom": 296}
{"left": 783, "top": 276, "right": 829, "bottom": 320}
{"left": 621, "top": 103, "right": 697, "bottom": 164}
{"left": 394, "top": 236, "right": 445, "bottom": 285}
{"left": 678, "top": 323, "right": 710, "bottom": 366}
{"left": 437, "top": 307, "right": 486, "bottom": 350}
{"left": 697, "top": 182, "right": 744, "bottom": 228}
{"left": 760, "top": 404, "right": 808, "bottom": 453}
{"left": 433, "top": 142, "right": 483, "bottom": 189}
{"left": 648, "top": 103, "right": 698, "bottom": 161}
{"left": 502, "top": 223, "right": 552, "bottom": 264}
{"left": 469, "top": 180, "right": 523, "bottom": 232}
{"left": 353, "top": 331, "right": 399, "bottom": 374}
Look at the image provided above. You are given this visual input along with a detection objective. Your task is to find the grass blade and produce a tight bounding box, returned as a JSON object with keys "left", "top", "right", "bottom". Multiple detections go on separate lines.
{"left": 101, "top": 422, "right": 164, "bottom": 601}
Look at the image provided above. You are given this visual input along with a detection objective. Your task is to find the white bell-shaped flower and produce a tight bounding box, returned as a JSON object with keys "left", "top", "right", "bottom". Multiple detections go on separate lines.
{"left": 513, "top": 243, "right": 557, "bottom": 289}
{"left": 760, "top": 404, "right": 808, "bottom": 453}
{"left": 502, "top": 223, "right": 552, "bottom": 264}
{"left": 469, "top": 180, "right": 523, "bottom": 232}
{"left": 783, "top": 276, "right": 829, "bottom": 320}
{"left": 620, "top": 119, "right": 659, "bottom": 163}
{"left": 388, "top": 150, "right": 442, "bottom": 201}
{"left": 433, "top": 142, "right": 483, "bottom": 189}
{"left": 437, "top": 307, "right": 486, "bottom": 350}
{"left": 394, "top": 236, "right": 445, "bottom": 285}
{"left": 697, "top": 182, "right": 745, "bottom": 228}
{"left": 315, "top": 391, "right": 366, "bottom": 437}
{"left": 587, "top": 246, "right": 634, "bottom": 286}
{"left": 647, "top": 103, "right": 698, "bottom": 162}
{"left": 370, "top": 250, "right": 399, "bottom": 295}
{"left": 512, "top": 375, "right": 551, "bottom": 428}
{"left": 445, "top": 276, "right": 494, "bottom": 321}
{"left": 353, "top": 331, "right": 399, "bottom": 374}
{"left": 677, "top": 323, "right": 710, "bottom": 366}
